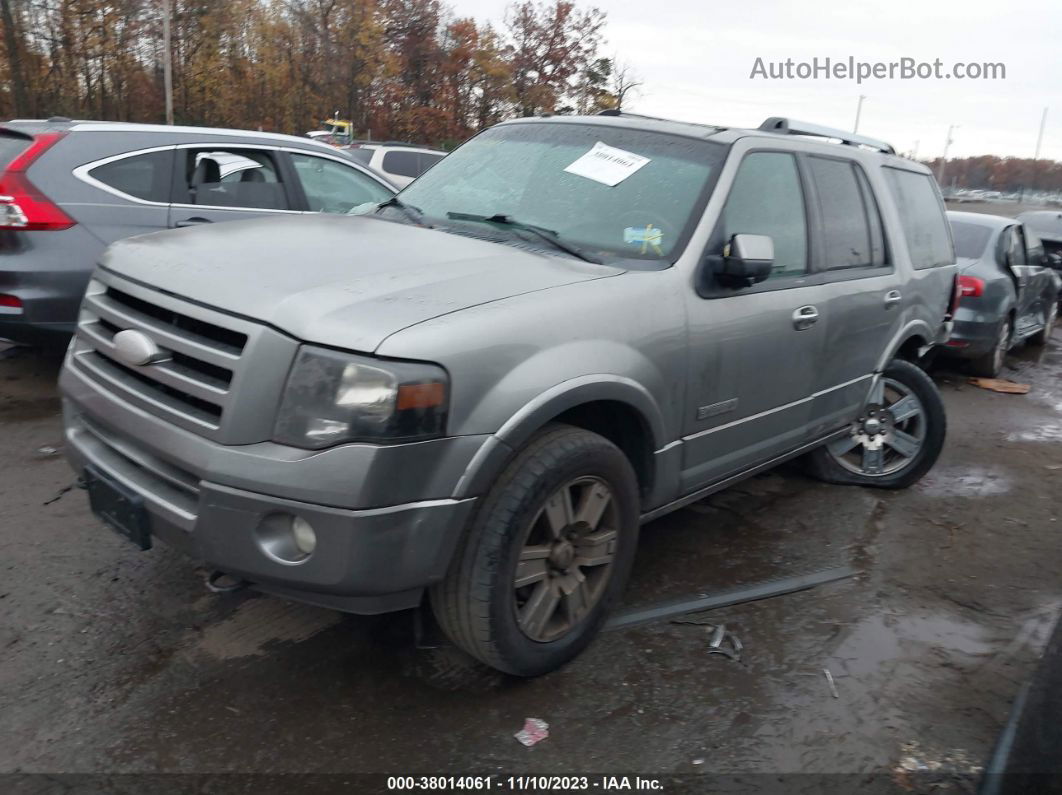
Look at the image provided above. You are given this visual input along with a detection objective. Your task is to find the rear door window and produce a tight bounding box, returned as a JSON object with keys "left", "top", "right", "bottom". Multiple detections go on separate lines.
{"left": 717, "top": 151, "right": 808, "bottom": 280}
{"left": 808, "top": 156, "right": 885, "bottom": 269}
{"left": 178, "top": 149, "right": 290, "bottom": 210}
{"left": 1007, "top": 226, "right": 1027, "bottom": 266}
{"left": 88, "top": 150, "right": 173, "bottom": 203}
{"left": 883, "top": 168, "right": 954, "bottom": 269}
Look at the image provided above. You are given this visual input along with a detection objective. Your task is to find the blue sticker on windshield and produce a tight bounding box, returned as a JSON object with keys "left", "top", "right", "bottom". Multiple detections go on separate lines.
{"left": 624, "top": 224, "right": 663, "bottom": 256}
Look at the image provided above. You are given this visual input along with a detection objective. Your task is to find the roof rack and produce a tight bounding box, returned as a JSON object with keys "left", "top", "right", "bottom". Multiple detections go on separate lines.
{"left": 758, "top": 117, "right": 894, "bottom": 154}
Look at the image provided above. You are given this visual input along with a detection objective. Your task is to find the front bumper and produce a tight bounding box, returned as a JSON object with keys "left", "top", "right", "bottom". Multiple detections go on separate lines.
{"left": 61, "top": 362, "right": 484, "bottom": 615}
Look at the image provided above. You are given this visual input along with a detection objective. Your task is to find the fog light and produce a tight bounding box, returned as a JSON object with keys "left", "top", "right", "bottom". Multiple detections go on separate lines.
{"left": 255, "top": 513, "right": 317, "bottom": 564}
{"left": 292, "top": 516, "right": 317, "bottom": 555}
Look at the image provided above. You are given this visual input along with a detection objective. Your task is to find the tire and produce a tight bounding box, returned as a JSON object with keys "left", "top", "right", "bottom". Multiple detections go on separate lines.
{"left": 1029, "top": 300, "right": 1057, "bottom": 347}
{"left": 805, "top": 359, "right": 946, "bottom": 489}
{"left": 969, "top": 317, "right": 1012, "bottom": 377}
{"left": 430, "top": 423, "right": 640, "bottom": 677}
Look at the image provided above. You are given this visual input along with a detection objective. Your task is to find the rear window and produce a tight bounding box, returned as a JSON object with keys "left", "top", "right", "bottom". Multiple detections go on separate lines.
{"left": 88, "top": 150, "right": 173, "bottom": 203}
{"left": 884, "top": 168, "right": 954, "bottom": 269}
{"left": 0, "top": 134, "right": 31, "bottom": 168}
{"left": 949, "top": 220, "right": 993, "bottom": 259}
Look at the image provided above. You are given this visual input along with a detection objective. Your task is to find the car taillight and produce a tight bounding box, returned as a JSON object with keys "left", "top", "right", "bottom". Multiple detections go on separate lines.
{"left": 0, "top": 132, "right": 74, "bottom": 231}
{"left": 946, "top": 276, "right": 962, "bottom": 318}
{"left": 0, "top": 294, "right": 22, "bottom": 309}
{"left": 958, "top": 275, "right": 985, "bottom": 298}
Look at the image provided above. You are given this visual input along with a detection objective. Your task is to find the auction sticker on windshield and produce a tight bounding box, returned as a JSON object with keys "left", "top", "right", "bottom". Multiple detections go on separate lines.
{"left": 564, "top": 141, "right": 650, "bottom": 186}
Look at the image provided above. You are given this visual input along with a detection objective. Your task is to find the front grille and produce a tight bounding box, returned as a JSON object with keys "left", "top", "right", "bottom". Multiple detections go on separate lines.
{"left": 73, "top": 276, "right": 253, "bottom": 436}
{"left": 106, "top": 287, "right": 248, "bottom": 353}
{"left": 83, "top": 350, "right": 224, "bottom": 424}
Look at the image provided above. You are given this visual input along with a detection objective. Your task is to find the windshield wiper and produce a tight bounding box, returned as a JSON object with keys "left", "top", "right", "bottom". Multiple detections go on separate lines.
{"left": 446, "top": 212, "right": 601, "bottom": 264}
{"left": 376, "top": 197, "right": 425, "bottom": 224}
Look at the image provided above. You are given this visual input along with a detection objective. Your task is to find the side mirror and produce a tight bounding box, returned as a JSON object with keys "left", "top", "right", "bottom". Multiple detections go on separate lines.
{"left": 714, "top": 234, "right": 774, "bottom": 288}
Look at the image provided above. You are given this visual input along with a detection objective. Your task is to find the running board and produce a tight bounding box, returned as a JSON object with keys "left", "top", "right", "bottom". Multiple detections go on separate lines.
{"left": 604, "top": 565, "right": 858, "bottom": 631}
{"left": 638, "top": 428, "right": 850, "bottom": 524}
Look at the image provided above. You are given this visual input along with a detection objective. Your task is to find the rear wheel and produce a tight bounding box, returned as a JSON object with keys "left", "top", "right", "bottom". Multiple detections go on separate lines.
{"left": 1029, "top": 301, "right": 1057, "bottom": 347}
{"left": 806, "top": 359, "right": 946, "bottom": 489}
{"left": 969, "top": 317, "right": 1011, "bottom": 377}
{"left": 430, "top": 424, "right": 639, "bottom": 677}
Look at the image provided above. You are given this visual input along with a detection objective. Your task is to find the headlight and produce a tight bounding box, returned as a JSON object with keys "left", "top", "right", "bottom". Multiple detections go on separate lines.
{"left": 273, "top": 346, "right": 448, "bottom": 449}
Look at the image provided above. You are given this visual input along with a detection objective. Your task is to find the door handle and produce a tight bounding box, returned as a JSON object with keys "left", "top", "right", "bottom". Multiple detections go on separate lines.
{"left": 792, "top": 305, "right": 819, "bottom": 330}
{"left": 884, "top": 290, "right": 902, "bottom": 308}
{"left": 175, "top": 217, "right": 213, "bottom": 228}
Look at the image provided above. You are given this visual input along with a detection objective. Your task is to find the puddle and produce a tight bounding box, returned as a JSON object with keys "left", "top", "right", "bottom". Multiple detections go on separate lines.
{"left": 916, "top": 465, "right": 1014, "bottom": 497}
{"left": 1007, "top": 424, "right": 1062, "bottom": 443}
{"left": 829, "top": 613, "right": 994, "bottom": 678}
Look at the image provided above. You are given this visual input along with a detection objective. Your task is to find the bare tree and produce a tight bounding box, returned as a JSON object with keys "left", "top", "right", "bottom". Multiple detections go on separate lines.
{"left": 610, "top": 58, "right": 641, "bottom": 112}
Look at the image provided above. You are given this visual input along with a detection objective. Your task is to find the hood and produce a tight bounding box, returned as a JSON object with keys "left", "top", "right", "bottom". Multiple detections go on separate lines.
{"left": 102, "top": 215, "right": 622, "bottom": 352}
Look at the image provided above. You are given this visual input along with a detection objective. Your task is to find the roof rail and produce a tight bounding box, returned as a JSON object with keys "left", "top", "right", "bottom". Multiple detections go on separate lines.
{"left": 758, "top": 117, "right": 894, "bottom": 154}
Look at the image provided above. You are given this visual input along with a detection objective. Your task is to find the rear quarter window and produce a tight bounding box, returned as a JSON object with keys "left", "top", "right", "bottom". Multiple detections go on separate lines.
{"left": 0, "top": 133, "right": 31, "bottom": 168}
{"left": 381, "top": 150, "right": 422, "bottom": 178}
{"left": 883, "top": 168, "right": 954, "bottom": 269}
{"left": 88, "top": 150, "right": 173, "bottom": 203}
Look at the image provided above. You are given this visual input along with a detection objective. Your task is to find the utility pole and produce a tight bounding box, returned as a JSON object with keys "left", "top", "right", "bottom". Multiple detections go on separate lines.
{"left": 853, "top": 94, "right": 866, "bottom": 133}
{"left": 1034, "top": 107, "right": 1048, "bottom": 161}
{"left": 912, "top": 140, "right": 920, "bottom": 161}
{"left": 162, "top": 0, "right": 174, "bottom": 125}
{"left": 937, "top": 124, "right": 956, "bottom": 185}
{"left": 1031, "top": 107, "right": 1048, "bottom": 194}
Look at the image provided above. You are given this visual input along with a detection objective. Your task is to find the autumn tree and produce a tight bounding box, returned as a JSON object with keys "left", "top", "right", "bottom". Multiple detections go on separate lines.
{"left": 0, "top": 0, "right": 631, "bottom": 148}
{"left": 505, "top": 0, "right": 606, "bottom": 117}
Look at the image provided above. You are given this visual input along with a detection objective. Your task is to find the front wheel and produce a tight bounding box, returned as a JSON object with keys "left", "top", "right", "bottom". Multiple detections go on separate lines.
{"left": 806, "top": 359, "right": 946, "bottom": 489}
{"left": 430, "top": 424, "right": 640, "bottom": 677}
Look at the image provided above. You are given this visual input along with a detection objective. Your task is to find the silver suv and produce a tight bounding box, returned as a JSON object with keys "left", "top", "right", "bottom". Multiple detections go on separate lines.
{"left": 59, "top": 113, "right": 957, "bottom": 676}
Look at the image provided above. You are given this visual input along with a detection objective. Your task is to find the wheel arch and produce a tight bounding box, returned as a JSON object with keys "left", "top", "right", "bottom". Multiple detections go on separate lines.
{"left": 452, "top": 377, "right": 668, "bottom": 505}
{"left": 877, "top": 319, "right": 936, "bottom": 369}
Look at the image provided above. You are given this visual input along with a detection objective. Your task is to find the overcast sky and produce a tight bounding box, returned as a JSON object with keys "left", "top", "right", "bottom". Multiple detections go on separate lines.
{"left": 452, "top": 0, "right": 1062, "bottom": 161}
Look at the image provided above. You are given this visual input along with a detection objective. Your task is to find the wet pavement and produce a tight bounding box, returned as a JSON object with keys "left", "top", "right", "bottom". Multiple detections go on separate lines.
{"left": 1, "top": 333, "right": 1060, "bottom": 791}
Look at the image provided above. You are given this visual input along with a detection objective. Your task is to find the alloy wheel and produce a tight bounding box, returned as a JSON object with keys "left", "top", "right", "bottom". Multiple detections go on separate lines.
{"left": 513, "top": 476, "right": 618, "bottom": 642}
{"left": 827, "top": 377, "right": 927, "bottom": 477}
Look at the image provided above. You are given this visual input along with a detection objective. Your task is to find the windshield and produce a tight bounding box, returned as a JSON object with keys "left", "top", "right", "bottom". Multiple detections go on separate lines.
{"left": 399, "top": 122, "right": 724, "bottom": 261}
{"left": 949, "top": 220, "right": 993, "bottom": 259}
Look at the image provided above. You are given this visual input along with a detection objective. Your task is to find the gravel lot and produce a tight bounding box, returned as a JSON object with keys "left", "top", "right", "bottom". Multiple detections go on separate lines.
{"left": 1, "top": 328, "right": 1060, "bottom": 792}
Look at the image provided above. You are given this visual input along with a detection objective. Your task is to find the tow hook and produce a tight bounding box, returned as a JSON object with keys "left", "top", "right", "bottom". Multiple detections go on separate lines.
{"left": 206, "top": 570, "right": 249, "bottom": 594}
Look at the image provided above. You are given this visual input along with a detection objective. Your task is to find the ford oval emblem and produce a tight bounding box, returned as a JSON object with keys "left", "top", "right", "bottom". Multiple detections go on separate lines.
{"left": 112, "top": 329, "right": 168, "bottom": 367}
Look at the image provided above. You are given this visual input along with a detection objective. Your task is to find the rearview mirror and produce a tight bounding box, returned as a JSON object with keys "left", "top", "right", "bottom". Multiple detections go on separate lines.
{"left": 715, "top": 234, "right": 774, "bottom": 288}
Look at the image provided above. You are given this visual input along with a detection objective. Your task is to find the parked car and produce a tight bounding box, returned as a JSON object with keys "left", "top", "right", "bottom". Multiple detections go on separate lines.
{"left": 943, "top": 211, "right": 1060, "bottom": 376}
{"left": 0, "top": 118, "right": 396, "bottom": 347}
{"left": 1017, "top": 210, "right": 1062, "bottom": 280}
{"left": 341, "top": 142, "right": 446, "bottom": 187}
{"left": 59, "top": 113, "right": 957, "bottom": 676}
